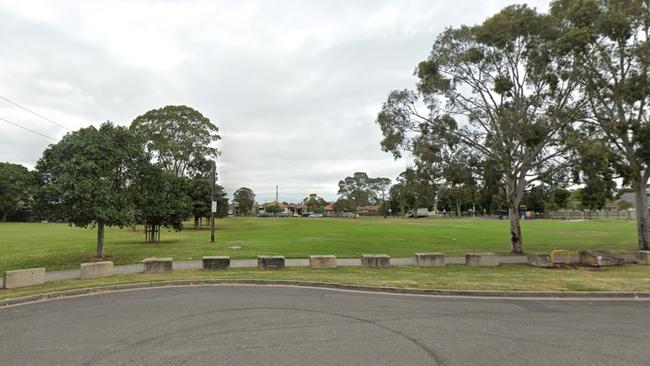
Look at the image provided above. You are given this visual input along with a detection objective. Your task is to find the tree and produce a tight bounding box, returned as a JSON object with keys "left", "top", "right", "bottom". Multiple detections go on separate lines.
{"left": 233, "top": 187, "right": 255, "bottom": 216}
{"left": 131, "top": 165, "right": 192, "bottom": 243}
{"left": 376, "top": 5, "right": 582, "bottom": 253}
{"left": 337, "top": 172, "right": 391, "bottom": 210}
{"left": 131, "top": 105, "right": 220, "bottom": 177}
{"left": 303, "top": 193, "right": 327, "bottom": 213}
{"left": 332, "top": 198, "right": 352, "bottom": 212}
{"left": 186, "top": 159, "right": 228, "bottom": 228}
{"left": 265, "top": 204, "right": 283, "bottom": 214}
{"left": 34, "top": 122, "right": 147, "bottom": 257}
{"left": 0, "top": 162, "right": 33, "bottom": 222}
{"left": 552, "top": 0, "right": 650, "bottom": 249}
{"left": 391, "top": 167, "right": 438, "bottom": 215}
{"left": 573, "top": 139, "right": 617, "bottom": 210}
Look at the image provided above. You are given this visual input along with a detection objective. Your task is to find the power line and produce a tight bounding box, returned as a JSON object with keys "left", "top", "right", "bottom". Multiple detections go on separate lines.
{"left": 0, "top": 95, "right": 71, "bottom": 131}
{"left": 0, "top": 116, "right": 57, "bottom": 141}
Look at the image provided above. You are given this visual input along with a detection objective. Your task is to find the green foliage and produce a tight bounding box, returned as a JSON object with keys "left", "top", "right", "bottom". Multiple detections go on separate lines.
{"left": 186, "top": 158, "right": 228, "bottom": 222}
{"left": 265, "top": 204, "right": 283, "bottom": 214}
{"left": 332, "top": 198, "right": 352, "bottom": 212}
{"left": 337, "top": 172, "right": 390, "bottom": 209}
{"left": 35, "top": 122, "right": 145, "bottom": 228}
{"left": 131, "top": 105, "right": 220, "bottom": 177}
{"left": 303, "top": 193, "right": 327, "bottom": 213}
{"left": 377, "top": 4, "right": 583, "bottom": 252}
{"left": 574, "top": 139, "right": 617, "bottom": 210}
{"left": 390, "top": 167, "right": 437, "bottom": 214}
{"left": 0, "top": 162, "right": 33, "bottom": 221}
{"left": 131, "top": 165, "right": 192, "bottom": 234}
{"left": 233, "top": 187, "right": 255, "bottom": 216}
{"left": 552, "top": 0, "right": 650, "bottom": 248}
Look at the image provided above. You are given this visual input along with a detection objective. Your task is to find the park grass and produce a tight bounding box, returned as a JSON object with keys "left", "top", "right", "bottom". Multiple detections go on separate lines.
{"left": 0, "top": 216, "right": 640, "bottom": 273}
{"left": 1, "top": 264, "right": 650, "bottom": 300}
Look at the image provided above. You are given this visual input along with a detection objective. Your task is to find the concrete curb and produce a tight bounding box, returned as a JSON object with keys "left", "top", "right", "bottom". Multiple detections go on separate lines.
{"left": 2, "top": 279, "right": 650, "bottom": 307}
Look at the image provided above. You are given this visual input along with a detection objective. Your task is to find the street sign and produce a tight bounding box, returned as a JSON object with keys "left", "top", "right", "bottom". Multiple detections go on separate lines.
{"left": 211, "top": 201, "right": 217, "bottom": 213}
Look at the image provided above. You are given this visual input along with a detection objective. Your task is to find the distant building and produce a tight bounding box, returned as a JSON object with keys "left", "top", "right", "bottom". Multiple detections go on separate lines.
{"left": 617, "top": 192, "right": 650, "bottom": 208}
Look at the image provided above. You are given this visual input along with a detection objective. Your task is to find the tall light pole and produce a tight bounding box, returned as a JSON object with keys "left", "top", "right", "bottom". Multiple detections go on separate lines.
{"left": 210, "top": 160, "right": 216, "bottom": 243}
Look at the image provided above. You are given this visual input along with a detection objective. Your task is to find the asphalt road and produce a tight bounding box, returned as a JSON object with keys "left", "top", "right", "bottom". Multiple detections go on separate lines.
{"left": 0, "top": 286, "right": 648, "bottom": 366}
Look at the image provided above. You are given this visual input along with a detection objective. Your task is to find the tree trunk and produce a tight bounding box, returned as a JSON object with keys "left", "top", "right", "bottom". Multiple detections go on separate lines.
{"left": 194, "top": 216, "right": 199, "bottom": 230}
{"left": 508, "top": 204, "right": 523, "bottom": 254}
{"left": 456, "top": 199, "right": 461, "bottom": 217}
{"left": 633, "top": 178, "right": 650, "bottom": 250}
{"left": 505, "top": 174, "right": 525, "bottom": 255}
{"left": 96, "top": 222, "right": 105, "bottom": 257}
{"left": 1, "top": 210, "right": 8, "bottom": 222}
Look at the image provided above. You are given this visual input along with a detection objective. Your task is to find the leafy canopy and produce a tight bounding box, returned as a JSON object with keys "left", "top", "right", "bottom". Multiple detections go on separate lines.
{"left": 35, "top": 122, "right": 147, "bottom": 228}
{"left": 131, "top": 105, "right": 220, "bottom": 177}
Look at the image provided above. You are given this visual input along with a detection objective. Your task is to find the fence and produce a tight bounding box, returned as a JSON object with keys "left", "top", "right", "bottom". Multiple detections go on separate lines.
{"left": 542, "top": 209, "right": 636, "bottom": 220}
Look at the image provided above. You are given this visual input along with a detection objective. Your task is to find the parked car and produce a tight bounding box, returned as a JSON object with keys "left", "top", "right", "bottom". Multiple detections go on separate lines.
{"left": 308, "top": 213, "right": 323, "bottom": 218}
{"left": 274, "top": 212, "right": 289, "bottom": 217}
{"left": 257, "top": 213, "right": 271, "bottom": 217}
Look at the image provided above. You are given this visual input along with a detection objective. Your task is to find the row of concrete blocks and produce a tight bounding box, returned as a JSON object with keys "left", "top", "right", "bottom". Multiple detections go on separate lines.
{"left": 5, "top": 251, "right": 650, "bottom": 289}
{"left": 154, "top": 253, "right": 501, "bottom": 271}
{"left": 0, "top": 253, "right": 494, "bottom": 289}
{"left": 527, "top": 250, "right": 650, "bottom": 267}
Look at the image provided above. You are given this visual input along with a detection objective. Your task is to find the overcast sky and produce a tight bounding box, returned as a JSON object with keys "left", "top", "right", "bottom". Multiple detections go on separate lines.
{"left": 0, "top": 0, "right": 550, "bottom": 203}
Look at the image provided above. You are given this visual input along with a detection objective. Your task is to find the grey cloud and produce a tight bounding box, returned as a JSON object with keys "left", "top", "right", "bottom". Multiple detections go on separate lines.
{"left": 0, "top": 0, "right": 550, "bottom": 203}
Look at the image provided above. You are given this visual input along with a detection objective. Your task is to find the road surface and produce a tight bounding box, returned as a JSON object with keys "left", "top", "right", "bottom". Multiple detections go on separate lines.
{"left": 0, "top": 285, "right": 648, "bottom": 365}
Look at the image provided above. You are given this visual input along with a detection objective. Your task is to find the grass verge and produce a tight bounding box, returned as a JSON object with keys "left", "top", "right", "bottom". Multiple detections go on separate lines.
{"left": 2, "top": 264, "right": 650, "bottom": 301}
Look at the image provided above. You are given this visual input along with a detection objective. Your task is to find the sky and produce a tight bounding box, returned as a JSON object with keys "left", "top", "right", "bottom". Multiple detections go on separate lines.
{"left": 0, "top": 0, "right": 550, "bottom": 203}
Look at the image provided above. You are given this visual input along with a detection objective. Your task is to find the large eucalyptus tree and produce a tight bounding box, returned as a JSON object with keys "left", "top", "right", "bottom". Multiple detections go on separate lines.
{"left": 377, "top": 5, "right": 583, "bottom": 253}
{"left": 552, "top": 0, "right": 650, "bottom": 249}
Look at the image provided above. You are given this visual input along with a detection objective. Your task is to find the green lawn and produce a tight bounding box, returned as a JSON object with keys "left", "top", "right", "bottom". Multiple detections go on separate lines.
{"left": 0, "top": 217, "right": 639, "bottom": 273}
{"left": 2, "top": 265, "right": 650, "bottom": 300}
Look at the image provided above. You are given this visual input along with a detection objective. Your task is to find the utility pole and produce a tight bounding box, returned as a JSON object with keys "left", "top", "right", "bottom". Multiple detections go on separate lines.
{"left": 210, "top": 160, "right": 216, "bottom": 243}
{"left": 276, "top": 185, "right": 279, "bottom": 203}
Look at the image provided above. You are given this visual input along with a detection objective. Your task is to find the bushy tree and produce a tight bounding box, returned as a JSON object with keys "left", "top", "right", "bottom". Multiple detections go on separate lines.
{"left": 186, "top": 158, "right": 228, "bottom": 228}
{"left": 337, "top": 172, "right": 391, "bottom": 210}
{"left": 233, "top": 187, "right": 255, "bottom": 216}
{"left": 131, "top": 105, "right": 220, "bottom": 177}
{"left": 35, "top": 122, "right": 147, "bottom": 257}
{"left": 303, "top": 193, "right": 327, "bottom": 213}
{"left": 0, "top": 162, "right": 33, "bottom": 221}
{"left": 131, "top": 165, "right": 192, "bottom": 243}
{"left": 265, "top": 204, "right": 283, "bottom": 214}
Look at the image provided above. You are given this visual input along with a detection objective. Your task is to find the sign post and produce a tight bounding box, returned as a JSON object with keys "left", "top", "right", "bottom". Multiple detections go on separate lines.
{"left": 210, "top": 160, "right": 216, "bottom": 243}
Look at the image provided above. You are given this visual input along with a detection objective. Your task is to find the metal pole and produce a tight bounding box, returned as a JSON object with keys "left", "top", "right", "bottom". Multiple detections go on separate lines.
{"left": 210, "top": 160, "right": 216, "bottom": 243}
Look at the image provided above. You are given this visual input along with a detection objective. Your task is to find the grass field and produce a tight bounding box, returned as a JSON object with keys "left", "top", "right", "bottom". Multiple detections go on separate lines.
{"left": 2, "top": 265, "right": 650, "bottom": 300}
{"left": 0, "top": 217, "right": 640, "bottom": 273}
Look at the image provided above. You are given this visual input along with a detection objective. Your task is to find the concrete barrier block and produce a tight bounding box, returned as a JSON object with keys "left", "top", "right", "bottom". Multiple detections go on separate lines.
{"left": 465, "top": 253, "right": 498, "bottom": 266}
{"left": 361, "top": 254, "right": 391, "bottom": 268}
{"left": 3, "top": 268, "right": 46, "bottom": 289}
{"left": 527, "top": 254, "right": 553, "bottom": 268}
{"left": 202, "top": 256, "right": 230, "bottom": 270}
{"left": 309, "top": 255, "right": 337, "bottom": 269}
{"left": 414, "top": 253, "right": 445, "bottom": 267}
{"left": 579, "top": 250, "right": 624, "bottom": 267}
{"left": 636, "top": 251, "right": 650, "bottom": 265}
{"left": 143, "top": 257, "right": 173, "bottom": 273}
{"left": 80, "top": 261, "right": 113, "bottom": 280}
{"left": 257, "top": 256, "right": 285, "bottom": 270}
